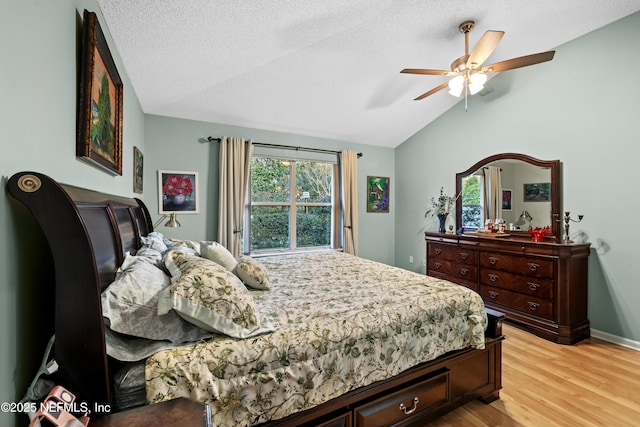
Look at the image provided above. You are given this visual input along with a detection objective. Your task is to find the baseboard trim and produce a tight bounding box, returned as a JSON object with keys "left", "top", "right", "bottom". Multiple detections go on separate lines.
{"left": 591, "top": 329, "right": 640, "bottom": 352}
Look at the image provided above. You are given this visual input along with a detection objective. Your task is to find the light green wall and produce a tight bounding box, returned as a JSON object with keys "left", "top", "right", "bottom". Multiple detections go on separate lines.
{"left": 1, "top": 1, "right": 146, "bottom": 425}
{"left": 143, "top": 115, "right": 396, "bottom": 264}
{"left": 395, "top": 12, "right": 640, "bottom": 342}
{"left": 2, "top": 3, "right": 638, "bottom": 426}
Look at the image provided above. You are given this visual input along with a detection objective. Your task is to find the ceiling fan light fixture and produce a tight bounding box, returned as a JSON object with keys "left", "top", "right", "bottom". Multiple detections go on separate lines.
{"left": 468, "top": 72, "right": 487, "bottom": 95}
{"left": 448, "top": 75, "right": 464, "bottom": 97}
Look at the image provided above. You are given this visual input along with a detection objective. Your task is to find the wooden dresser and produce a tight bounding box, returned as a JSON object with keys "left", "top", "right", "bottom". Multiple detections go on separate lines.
{"left": 425, "top": 232, "right": 590, "bottom": 344}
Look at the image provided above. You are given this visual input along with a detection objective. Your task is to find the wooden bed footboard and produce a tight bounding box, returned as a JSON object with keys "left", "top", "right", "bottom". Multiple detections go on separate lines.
{"left": 7, "top": 171, "right": 504, "bottom": 426}
{"left": 260, "top": 310, "right": 504, "bottom": 427}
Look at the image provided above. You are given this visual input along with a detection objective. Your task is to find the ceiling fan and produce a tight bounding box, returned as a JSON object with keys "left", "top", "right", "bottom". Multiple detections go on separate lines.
{"left": 401, "top": 21, "right": 555, "bottom": 104}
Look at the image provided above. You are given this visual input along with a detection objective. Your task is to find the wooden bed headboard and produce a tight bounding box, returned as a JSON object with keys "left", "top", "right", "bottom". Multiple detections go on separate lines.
{"left": 7, "top": 171, "right": 153, "bottom": 407}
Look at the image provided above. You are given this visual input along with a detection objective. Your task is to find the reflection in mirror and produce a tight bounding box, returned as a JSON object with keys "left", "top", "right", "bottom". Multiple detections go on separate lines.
{"left": 455, "top": 153, "right": 560, "bottom": 237}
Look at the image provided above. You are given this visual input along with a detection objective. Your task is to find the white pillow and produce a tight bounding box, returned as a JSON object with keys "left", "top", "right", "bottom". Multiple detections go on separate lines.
{"left": 200, "top": 241, "right": 237, "bottom": 271}
{"left": 234, "top": 256, "right": 270, "bottom": 290}
{"left": 101, "top": 253, "right": 210, "bottom": 343}
{"left": 159, "top": 250, "right": 272, "bottom": 338}
{"left": 140, "top": 232, "right": 168, "bottom": 253}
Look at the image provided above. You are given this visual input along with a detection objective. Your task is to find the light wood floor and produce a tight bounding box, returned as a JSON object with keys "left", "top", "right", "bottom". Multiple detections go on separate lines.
{"left": 428, "top": 324, "right": 640, "bottom": 426}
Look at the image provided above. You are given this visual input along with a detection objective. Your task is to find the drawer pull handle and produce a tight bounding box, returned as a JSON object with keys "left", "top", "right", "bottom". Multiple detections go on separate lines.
{"left": 527, "top": 302, "right": 540, "bottom": 311}
{"left": 489, "top": 256, "right": 498, "bottom": 264}
{"left": 527, "top": 282, "right": 539, "bottom": 291}
{"left": 399, "top": 397, "right": 419, "bottom": 415}
{"left": 528, "top": 262, "right": 540, "bottom": 271}
{"left": 488, "top": 291, "right": 499, "bottom": 299}
{"left": 434, "top": 248, "right": 442, "bottom": 255}
{"left": 488, "top": 273, "right": 498, "bottom": 282}
{"left": 460, "top": 268, "right": 469, "bottom": 275}
{"left": 434, "top": 262, "right": 442, "bottom": 269}
{"left": 460, "top": 252, "right": 469, "bottom": 260}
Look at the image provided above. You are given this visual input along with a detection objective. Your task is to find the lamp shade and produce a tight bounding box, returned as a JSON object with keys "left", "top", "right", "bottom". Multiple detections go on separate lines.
{"left": 164, "top": 213, "right": 181, "bottom": 228}
{"left": 448, "top": 75, "right": 464, "bottom": 97}
{"left": 468, "top": 72, "right": 487, "bottom": 95}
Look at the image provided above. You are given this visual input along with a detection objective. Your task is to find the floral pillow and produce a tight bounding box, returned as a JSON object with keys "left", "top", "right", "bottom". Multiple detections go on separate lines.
{"left": 159, "top": 250, "right": 272, "bottom": 338}
{"left": 234, "top": 255, "right": 270, "bottom": 290}
{"left": 164, "top": 238, "right": 201, "bottom": 256}
{"left": 199, "top": 241, "right": 237, "bottom": 271}
{"left": 101, "top": 253, "right": 211, "bottom": 343}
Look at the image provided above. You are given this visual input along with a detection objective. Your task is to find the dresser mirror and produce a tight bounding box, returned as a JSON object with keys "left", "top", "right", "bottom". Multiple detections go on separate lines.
{"left": 455, "top": 153, "right": 560, "bottom": 237}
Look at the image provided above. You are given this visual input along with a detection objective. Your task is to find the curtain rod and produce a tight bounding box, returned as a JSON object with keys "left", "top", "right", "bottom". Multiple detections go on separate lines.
{"left": 206, "top": 137, "right": 362, "bottom": 158}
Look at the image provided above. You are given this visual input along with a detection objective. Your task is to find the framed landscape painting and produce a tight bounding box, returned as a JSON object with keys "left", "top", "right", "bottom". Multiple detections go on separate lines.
{"left": 524, "top": 183, "right": 551, "bottom": 202}
{"left": 133, "top": 147, "right": 143, "bottom": 194}
{"left": 367, "top": 176, "right": 390, "bottom": 213}
{"left": 77, "top": 10, "right": 123, "bottom": 175}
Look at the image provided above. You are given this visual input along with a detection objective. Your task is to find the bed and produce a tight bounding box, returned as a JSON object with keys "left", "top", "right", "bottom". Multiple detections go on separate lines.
{"left": 8, "top": 171, "right": 504, "bottom": 426}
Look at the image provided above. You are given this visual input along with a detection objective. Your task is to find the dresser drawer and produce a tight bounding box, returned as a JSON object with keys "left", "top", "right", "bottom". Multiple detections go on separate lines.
{"left": 481, "top": 286, "right": 553, "bottom": 320}
{"left": 428, "top": 243, "right": 477, "bottom": 266}
{"left": 428, "top": 258, "right": 477, "bottom": 282}
{"left": 479, "top": 252, "right": 553, "bottom": 279}
{"left": 480, "top": 268, "right": 553, "bottom": 300}
{"left": 354, "top": 371, "right": 449, "bottom": 427}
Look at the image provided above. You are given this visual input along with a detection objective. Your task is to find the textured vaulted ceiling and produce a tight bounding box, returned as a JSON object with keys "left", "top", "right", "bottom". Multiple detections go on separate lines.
{"left": 96, "top": 1, "right": 640, "bottom": 148}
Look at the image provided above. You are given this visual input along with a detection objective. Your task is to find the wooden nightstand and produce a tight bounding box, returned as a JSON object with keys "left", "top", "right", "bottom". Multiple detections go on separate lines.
{"left": 90, "top": 398, "right": 211, "bottom": 427}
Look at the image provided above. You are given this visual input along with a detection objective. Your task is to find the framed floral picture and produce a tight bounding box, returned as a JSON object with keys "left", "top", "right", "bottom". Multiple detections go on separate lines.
{"left": 367, "top": 176, "right": 390, "bottom": 213}
{"left": 502, "top": 189, "right": 512, "bottom": 210}
{"left": 77, "top": 10, "right": 123, "bottom": 175}
{"left": 158, "top": 170, "right": 199, "bottom": 214}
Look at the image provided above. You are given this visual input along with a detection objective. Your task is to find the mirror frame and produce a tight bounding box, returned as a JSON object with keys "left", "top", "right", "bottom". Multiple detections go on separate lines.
{"left": 455, "top": 153, "right": 561, "bottom": 237}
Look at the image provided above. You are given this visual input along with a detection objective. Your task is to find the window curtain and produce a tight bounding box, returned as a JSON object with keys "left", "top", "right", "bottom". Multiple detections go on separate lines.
{"left": 483, "top": 166, "right": 502, "bottom": 221}
{"left": 218, "top": 137, "right": 253, "bottom": 257}
{"left": 340, "top": 150, "right": 359, "bottom": 256}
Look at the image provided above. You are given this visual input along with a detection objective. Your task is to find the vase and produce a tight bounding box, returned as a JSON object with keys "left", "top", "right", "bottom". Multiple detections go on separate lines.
{"left": 172, "top": 194, "right": 186, "bottom": 205}
{"left": 437, "top": 213, "right": 448, "bottom": 233}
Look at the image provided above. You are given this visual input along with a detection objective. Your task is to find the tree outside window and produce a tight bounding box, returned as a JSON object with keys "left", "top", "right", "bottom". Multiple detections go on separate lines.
{"left": 248, "top": 156, "right": 336, "bottom": 253}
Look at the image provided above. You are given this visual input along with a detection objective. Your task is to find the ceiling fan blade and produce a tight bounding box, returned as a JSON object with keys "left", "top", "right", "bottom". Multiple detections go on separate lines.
{"left": 466, "top": 30, "right": 504, "bottom": 67}
{"left": 414, "top": 81, "right": 449, "bottom": 100}
{"left": 481, "top": 51, "right": 555, "bottom": 73}
{"left": 401, "top": 68, "right": 450, "bottom": 76}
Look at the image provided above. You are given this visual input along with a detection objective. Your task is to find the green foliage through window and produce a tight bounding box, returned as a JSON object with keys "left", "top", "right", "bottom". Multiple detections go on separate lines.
{"left": 249, "top": 156, "right": 334, "bottom": 252}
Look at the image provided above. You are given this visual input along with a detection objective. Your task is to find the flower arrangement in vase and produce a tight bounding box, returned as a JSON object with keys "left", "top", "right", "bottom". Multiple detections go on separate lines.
{"left": 425, "top": 187, "right": 458, "bottom": 233}
{"left": 163, "top": 175, "right": 193, "bottom": 205}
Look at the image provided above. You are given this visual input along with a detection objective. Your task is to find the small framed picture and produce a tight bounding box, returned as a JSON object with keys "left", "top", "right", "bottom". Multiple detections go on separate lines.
{"left": 133, "top": 147, "right": 143, "bottom": 194}
{"left": 366, "top": 176, "right": 390, "bottom": 213}
{"left": 502, "top": 189, "right": 512, "bottom": 211}
{"left": 524, "top": 183, "right": 551, "bottom": 202}
{"left": 158, "top": 170, "right": 199, "bottom": 214}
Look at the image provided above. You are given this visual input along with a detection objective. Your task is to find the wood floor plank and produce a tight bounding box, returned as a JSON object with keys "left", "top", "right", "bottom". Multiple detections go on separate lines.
{"left": 428, "top": 324, "right": 640, "bottom": 426}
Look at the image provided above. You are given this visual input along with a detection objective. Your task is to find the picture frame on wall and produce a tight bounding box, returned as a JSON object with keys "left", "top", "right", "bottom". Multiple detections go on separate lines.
{"left": 133, "top": 147, "right": 143, "bottom": 194}
{"left": 77, "top": 10, "right": 123, "bottom": 176}
{"left": 366, "top": 176, "right": 390, "bottom": 213}
{"left": 501, "top": 189, "right": 512, "bottom": 211}
{"left": 158, "top": 170, "right": 199, "bottom": 214}
{"left": 523, "top": 183, "right": 551, "bottom": 202}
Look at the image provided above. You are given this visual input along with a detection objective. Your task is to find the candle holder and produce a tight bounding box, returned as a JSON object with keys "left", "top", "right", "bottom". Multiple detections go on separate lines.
{"left": 556, "top": 211, "right": 584, "bottom": 243}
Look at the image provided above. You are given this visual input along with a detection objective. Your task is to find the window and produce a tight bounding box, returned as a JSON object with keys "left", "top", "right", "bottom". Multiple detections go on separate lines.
{"left": 246, "top": 156, "right": 340, "bottom": 254}
{"left": 461, "top": 174, "right": 483, "bottom": 229}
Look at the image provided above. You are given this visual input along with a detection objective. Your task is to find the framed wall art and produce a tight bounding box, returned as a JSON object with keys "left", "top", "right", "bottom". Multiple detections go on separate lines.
{"left": 158, "top": 170, "right": 199, "bottom": 214}
{"left": 366, "top": 176, "right": 390, "bottom": 213}
{"left": 133, "top": 147, "right": 143, "bottom": 194}
{"left": 77, "top": 10, "right": 123, "bottom": 175}
{"left": 501, "top": 189, "right": 512, "bottom": 210}
{"left": 523, "top": 183, "right": 551, "bottom": 202}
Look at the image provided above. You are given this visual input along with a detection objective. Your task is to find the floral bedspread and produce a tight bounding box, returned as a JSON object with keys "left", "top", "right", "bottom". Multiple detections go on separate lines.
{"left": 145, "top": 251, "right": 487, "bottom": 426}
